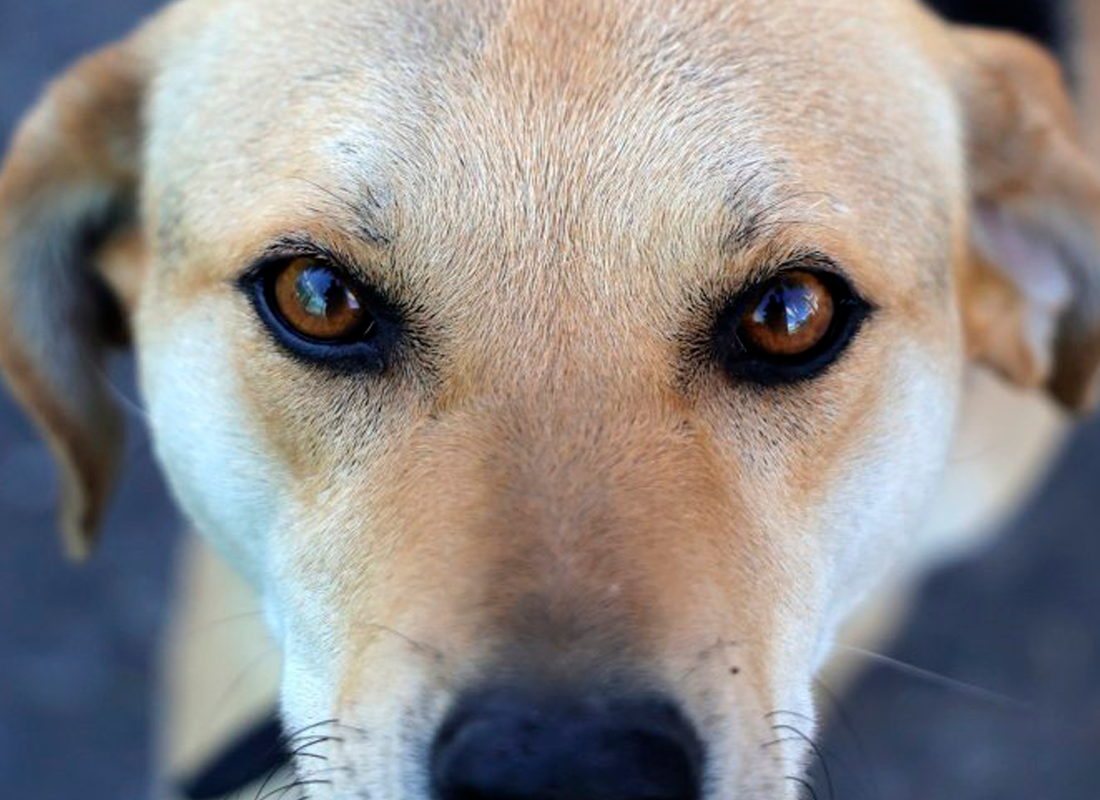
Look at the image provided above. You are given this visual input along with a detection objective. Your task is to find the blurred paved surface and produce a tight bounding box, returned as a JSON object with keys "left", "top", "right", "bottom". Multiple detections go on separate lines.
{"left": 1, "top": 2, "right": 1099, "bottom": 799}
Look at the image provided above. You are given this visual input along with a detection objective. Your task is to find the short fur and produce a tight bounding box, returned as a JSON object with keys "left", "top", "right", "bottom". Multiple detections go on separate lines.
{"left": 2, "top": 1, "right": 1100, "bottom": 797}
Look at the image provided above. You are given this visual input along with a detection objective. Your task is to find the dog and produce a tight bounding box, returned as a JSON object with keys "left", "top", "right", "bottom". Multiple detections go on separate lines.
{"left": 3, "top": 0, "right": 1100, "bottom": 798}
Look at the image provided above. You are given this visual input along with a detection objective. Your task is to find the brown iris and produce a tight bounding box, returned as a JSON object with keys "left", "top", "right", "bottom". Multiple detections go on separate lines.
{"left": 739, "top": 271, "right": 835, "bottom": 357}
{"left": 271, "top": 258, "right": 373, "bottom": 342}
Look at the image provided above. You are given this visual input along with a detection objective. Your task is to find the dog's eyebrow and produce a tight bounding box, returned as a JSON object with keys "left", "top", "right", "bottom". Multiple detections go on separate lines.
{"left": 722, "top": 184, "right": 842, "bottom": 253}
{"left": 289, "top": 176, "right": 393, "bottom": 249}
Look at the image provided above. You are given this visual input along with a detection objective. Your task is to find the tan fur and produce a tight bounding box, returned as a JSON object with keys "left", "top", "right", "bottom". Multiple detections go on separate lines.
{"left": 3, "top": 1, "right": 1100, "bottom": 798}
{"left": 0, "top": 43, "right": 146, "bottom": 555}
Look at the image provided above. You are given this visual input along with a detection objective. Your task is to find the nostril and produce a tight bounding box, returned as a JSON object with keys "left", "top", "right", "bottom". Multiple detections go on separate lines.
{"left": 431, "top": 689, "right": 703, "bottom": 800}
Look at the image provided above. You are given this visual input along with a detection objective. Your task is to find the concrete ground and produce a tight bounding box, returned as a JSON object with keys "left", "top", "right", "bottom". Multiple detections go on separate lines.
{"left": 1, "top": 2, "right": 1099, "bottom": 799}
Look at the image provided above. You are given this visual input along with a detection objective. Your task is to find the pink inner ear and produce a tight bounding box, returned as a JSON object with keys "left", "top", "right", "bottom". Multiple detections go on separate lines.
{"left": 971, "top": 205, "right": 1074, "bottom": 375}
{"left": 973, "top": 205, "right": 1073, "bottom": 312}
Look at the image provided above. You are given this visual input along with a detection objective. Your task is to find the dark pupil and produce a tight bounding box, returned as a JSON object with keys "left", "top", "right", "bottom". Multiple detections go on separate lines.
{"left": 294, "top": 267, "right": 348, "bottom": 318}
{"left": 751, "top": 280, "right": 819, "bottom": 335}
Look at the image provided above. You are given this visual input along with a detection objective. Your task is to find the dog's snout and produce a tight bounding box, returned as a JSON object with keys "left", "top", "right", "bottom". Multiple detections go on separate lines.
{"left": 430, "top": 687, "right": 703, "bottom": 800}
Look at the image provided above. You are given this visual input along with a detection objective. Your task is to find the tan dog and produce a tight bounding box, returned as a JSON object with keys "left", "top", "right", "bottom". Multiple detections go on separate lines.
{"left": 3, "top": 1, "right": 1100, "bottom": 798}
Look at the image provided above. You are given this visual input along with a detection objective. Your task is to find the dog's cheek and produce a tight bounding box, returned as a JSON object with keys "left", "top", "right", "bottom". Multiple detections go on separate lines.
{"left": 812, "top": 340, "right": 963, "bottom": 655}
{"left": 138, "top": 301, "right": 287, "bottom": 592}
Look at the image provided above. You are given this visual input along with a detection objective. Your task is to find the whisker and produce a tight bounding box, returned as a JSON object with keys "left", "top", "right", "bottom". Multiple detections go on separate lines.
{"left": 256, "top": 781, "right": 309, "bottom": 800}
{"left": 285, "top": 736, "right": 339, "bottom": 760}
{"left": 326, "top": 721, "right": 370, "bottom": 738}
{"left": 767, "top": 707, "right": 876, "bottom": 800}
{"left": 765, "top": 709, "right": 814, "bottom": 723}
{"left": 278, "top": 779, "right": 332, "bottom": 795}
{"left": 283, "top": 719, "right": 341, "bottom": 743}
{"left": 255, "top": 776, "right": 332, "bottom": 800}
{"left": 833, "top": 643, "right": 1031, "bottom": 711}
{"left": 786, "top": 775, "right": 820, "bottom": 800}
{"left": 252, "top": 758, "right": 296, "bottom": 800}
{"left": 359, "top": 622, "right": 446, "bottom": 662}
{"left": 769, "top": 725, "right": 834, "bottom": 800}
{"left": 252, "top": 727, "right": 337, "bottom": 800}
{"left": 252, "top": 771, "right": 295, "bottom": 800}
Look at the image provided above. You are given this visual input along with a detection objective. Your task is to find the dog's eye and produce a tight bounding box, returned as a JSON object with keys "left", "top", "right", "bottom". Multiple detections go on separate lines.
{"left": 242, "top": 255, "right": 391, "bottom": 371}
{"left": 718, "top": 269, "right": 870, "bottom": 384}
{"left": 740, "top": 271, "right": 834, "bottom": 356}
{"left": 270, "top": 258, "right": 374, "bottom": 342}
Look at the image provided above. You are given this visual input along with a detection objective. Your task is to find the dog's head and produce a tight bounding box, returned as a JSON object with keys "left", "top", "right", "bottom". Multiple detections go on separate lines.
{"left": 4, "top": 0, "right": 1100, "bottom": 797}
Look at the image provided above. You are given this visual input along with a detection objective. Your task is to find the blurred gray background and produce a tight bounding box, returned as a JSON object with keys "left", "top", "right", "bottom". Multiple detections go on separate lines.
{"left": 1, "top": 1, "right": 1098, "bottom": 799}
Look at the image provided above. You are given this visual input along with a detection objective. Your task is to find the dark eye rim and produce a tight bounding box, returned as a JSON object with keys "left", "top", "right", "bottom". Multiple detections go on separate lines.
{"left": 714, "top": 267, "right": 873, "bottom": 386}
{"left": 237, "top": 255, "right": 400, "bottom": 373}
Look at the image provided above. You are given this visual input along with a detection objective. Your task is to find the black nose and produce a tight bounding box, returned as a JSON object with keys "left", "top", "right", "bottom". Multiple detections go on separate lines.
{"left": 431, "top": 687, "right": 703, "bottom": 800}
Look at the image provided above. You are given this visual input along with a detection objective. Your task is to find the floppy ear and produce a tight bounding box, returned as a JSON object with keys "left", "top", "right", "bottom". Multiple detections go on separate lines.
{"left": 952, "top": 27, "right": 1100, "bottom": 412}
{"left": 0, "top": 42, "right": 148, "bottom": 558}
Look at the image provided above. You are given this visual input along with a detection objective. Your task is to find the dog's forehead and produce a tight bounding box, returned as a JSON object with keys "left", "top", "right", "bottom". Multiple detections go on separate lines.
{"left": 145, "top": 0, "right": 961, "bottom": 305}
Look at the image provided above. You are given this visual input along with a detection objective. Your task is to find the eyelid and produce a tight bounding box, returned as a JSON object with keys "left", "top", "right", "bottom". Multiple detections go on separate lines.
{"left": 236, "top": 239, "right": 344, "bottom": 286}
{"left": 737, "top": 254, "right": 877, "bottom": 323}
{"left": 741, "top": 250, "right": 846, "bottom": 290}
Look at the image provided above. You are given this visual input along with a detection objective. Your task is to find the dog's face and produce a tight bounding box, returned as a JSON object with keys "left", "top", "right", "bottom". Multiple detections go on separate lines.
{"left": 4, "top": 1, "right": 1100, "bottom": 798}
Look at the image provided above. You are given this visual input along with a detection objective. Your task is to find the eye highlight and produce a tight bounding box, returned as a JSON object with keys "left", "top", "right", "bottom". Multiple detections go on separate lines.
{"left": 240, "top": 254, "right": 392, "bottom": 371}
{"left": 716, "top": 267, "right": 870, "bottom": 385}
